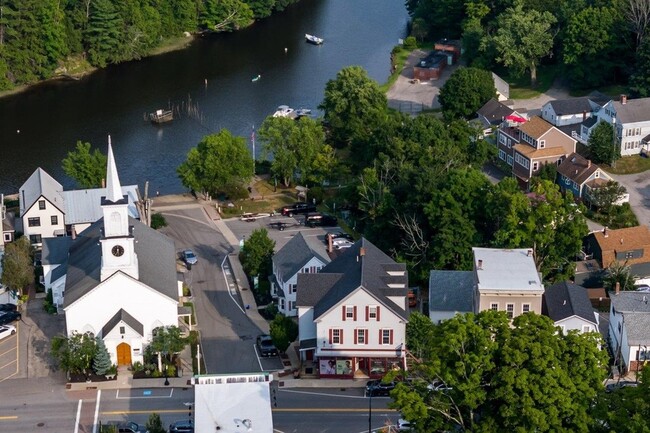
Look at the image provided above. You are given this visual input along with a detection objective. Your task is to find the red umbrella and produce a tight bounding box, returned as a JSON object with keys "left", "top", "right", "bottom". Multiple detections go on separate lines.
{"left": 505, "top": 115, "right": 527, "bottom": 123}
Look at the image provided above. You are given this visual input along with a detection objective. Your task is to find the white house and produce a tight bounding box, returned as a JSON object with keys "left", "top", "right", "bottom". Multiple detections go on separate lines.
{"left": 270, "top": 232, "right": 329, "bottom": 317}
{"left": 18, "top": 167, "right": 140, "bottom": 246}
{"left": 609, "top": 288, "right": 650, "bottom": 374}
{"left": 296, "top": 238, "right": 409, "bottom": 379}
{"left": 18, "top": 168, "right": 66, "bottom": 245}
{"left": 62, "top": 140, "right": 179, "bottom": 366}
{"left": 595, "top": 95, "right": 650, "bottom": 156}
{"left": 541, "top": 97, "right": 597, "bottom": 127}
{"left": 41, "top": 237, "right": 72, "bottom": 307}
{"left": 543, "top": 281, "right": 599, "bottom": 333}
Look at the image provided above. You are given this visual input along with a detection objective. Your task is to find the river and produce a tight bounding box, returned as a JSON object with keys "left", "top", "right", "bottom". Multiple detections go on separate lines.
{"left": 0, "top": 0, "right": 408, "bottom": 195}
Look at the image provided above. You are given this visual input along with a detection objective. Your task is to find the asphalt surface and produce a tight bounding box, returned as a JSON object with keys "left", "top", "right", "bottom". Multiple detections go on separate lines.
{"left": 609, "top": 170, "right": 650, "bottom": 229}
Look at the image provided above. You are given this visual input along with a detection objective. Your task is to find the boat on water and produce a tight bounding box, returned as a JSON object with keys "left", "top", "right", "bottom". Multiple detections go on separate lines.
{"left": 305, "top": 34, "right": 324, "bottom": 45}
{"left": 295, "top": 108, "right": 312, "bottom": 118}
{"left": 149, "top": 109, "right": 173, "bottom": 124}
{"left": 272, "top": 105, "right": 295, "bottom": 118}
{"left": 251, "top": 74, "right": 261, "bottom": 82}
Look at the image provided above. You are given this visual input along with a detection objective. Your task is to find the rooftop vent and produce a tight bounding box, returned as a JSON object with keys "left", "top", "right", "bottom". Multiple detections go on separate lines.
{"left": 477, "top": 259, "right": 483, "bottom": 270}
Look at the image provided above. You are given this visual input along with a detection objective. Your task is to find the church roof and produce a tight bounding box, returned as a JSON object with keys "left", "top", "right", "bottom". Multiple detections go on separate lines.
{"left": 102, "top": 308, "right": 144, "bottom": 337}
{"left": 103, "top": 138, "right": 128, "bottom": 205}
{"left": 62, "top": 185, "right": 140, "bottom": 224}
{"left": 63, "top": 216, "right": 178, "bottom": 308}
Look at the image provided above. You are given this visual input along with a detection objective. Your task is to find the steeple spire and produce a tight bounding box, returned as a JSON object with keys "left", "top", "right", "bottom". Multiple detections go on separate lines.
{"left": 105, "top": 135, "right": 123, "bottom": 203}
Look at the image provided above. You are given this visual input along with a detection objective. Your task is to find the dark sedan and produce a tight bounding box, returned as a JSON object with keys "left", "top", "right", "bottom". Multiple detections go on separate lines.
{"left": 365, "top": 379, "right": 396, "bottom": 397}
{"left": 0, "top": 311, "right": 21, "bottom": 325}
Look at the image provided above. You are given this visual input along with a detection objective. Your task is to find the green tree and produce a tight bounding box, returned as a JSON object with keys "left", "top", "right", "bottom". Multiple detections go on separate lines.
{"left": 0, "top": 236, "right": 34, "bottom": 296}
{"left": 177, "top": 129, "right": 254, "bottom": 199}
{"left": 51, "top": 331, "right": 97, "bottom": 375}
{"left": 489, "top": 2, "right": 556, "bottom": 86}
{"left": 85, "top": 0, "right": 124, "bottom": 67}
{"left": 269, "top": 313, "right": 298, "bottom": 353}
{"left": 405, "top": 312, "right": 436, "bottom": 361}
{"left": 62, "top": 141, "right": 108, "bottom": 188}
{"left": 493, "top": 180, "right": 588, "bottom": 282}
{"left": 603, "top": 261, "right": 636, "bottom": 291}
{"left": 145, "top": 413, "right": 166, "bottom": 433}
{"left": 319, "top": 66, "right": 388, "bottom": 147}
{"left": 589, "top": 180, "right": 628, "bottom": 219}
{"left": 199, "top": 0, "right": 254, "bottom": 32}
{"left": 239, "top": 228, "right": 275, "bottom": 278}
{"left": 630, "top": 35, "right": 650, "bottom": 97}
{"left": 588, "top": 122, "right": 619, "bottom": 165}
{"left": 438, "top": 67, "right": 496, "bottom": 120}
{"left": 149, "top": 326, "right": 188, "bottom": 366}
{"left": 390, "top": 311, "right": 607, "bottom": 433}
{"left": 92, "top": 336, "right": 112, "bottom": 375}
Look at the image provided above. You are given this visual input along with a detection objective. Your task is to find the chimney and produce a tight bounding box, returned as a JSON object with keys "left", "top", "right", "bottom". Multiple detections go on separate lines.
{"left": 101, "top": 178, "right": 106, "bottom": 188}
{"left": 603, "top": 227, "right": 608, "bottom": 237}
{"left": 587, "top": 160, "right": 591, "bottom": 168}
{"left": 327, "top": 233, "right": 333, "bottom": 254}
{"left": 615, "top": 281, "right": 620, "bottom": 295}
{"left": 527, "top": 249, "right": 533, "bottom": 257}
{"left": 360, "top": 247, "right": 366, "bottom": 257}
{"left": 477, "top": 259, "right": 483, "bottom": 270}
{"left": 575, "top": 169, "right": 579, "bottom": 175}
{"left": 620, "top": 94, "right": 627, "bottom": 105}
{"left": 620, "top": 238, "right": 624, "bottom": 245}
{"left": 582, "top": 111, "right": 586, "bottom": 120}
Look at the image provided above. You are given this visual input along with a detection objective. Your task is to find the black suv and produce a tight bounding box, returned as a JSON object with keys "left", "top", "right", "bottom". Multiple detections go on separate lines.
{"left": 102, "top": 421, "right": 147, "bottom": 433}
{"left": 0, "top": 311, "right": 21, "bottom": 325}
{"left": 305, "top": 213, "right": 338, "bottom": 227}
{"left": 281, "top": 203, "right": 316, "bottom": 217}
{"left": 366, "top": 379, "right": 396, "bottom": 397}
{"left": 0, "top": 303, "right": 17, "bottom": 312}
{"left": 256, "top": 334, "right": 278, "bottom": 357}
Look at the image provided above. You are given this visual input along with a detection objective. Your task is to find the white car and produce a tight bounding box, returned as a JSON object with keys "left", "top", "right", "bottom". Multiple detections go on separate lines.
{"left": 635, "top": 285, "right": 650, "bottom": 293}
{"left": 333, "top": 240, "right": 353, "bottom": 250}
{"left": 397, "top": 419, "right": 414, "bottom": 431}
{"left": 0, "top": 324, "right": 16, "bottom": 340}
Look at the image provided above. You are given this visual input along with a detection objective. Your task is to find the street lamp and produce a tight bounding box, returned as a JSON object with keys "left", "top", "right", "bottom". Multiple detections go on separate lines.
{"left": 368, "top": 386, "right": 372, "bottom": 433}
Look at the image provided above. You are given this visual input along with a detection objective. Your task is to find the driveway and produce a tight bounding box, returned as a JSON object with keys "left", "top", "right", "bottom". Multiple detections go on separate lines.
{"left": 608, "top": 171, "right": 650, "bottom": 226}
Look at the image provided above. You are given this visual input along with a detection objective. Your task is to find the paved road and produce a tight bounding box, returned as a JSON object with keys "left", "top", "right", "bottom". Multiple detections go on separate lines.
{"left": 159, "top": 207, "right": 276, "bottom": 375}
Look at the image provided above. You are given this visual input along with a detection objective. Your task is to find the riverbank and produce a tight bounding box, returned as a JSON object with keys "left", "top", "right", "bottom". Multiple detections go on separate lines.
{"left": 0, "top": 35, "right": 196, "bottom": 101}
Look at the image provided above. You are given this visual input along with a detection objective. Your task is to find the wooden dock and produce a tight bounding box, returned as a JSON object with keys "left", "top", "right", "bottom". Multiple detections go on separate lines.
{"left": 149, "top": 109, "right": 173, "bottom": 124}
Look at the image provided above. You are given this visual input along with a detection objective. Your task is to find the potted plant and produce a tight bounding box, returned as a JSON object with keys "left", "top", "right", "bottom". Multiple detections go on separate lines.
{"left": 105, "top": 364, "right": 118, "bottom": 380}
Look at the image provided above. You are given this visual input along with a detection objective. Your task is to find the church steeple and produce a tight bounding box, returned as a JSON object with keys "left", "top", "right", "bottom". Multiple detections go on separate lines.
{"left": 105, "top": 136, "right": 125, "bottom": 204}
{"left": 100, "top": 136, "right": 138, "bottom": 281}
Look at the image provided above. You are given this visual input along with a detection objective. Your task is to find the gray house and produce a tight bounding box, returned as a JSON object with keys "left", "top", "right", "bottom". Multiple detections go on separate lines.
{"left": 543, "top": 281, "right": 598, "bottom": 334}
{"left": 428, "top": 270, "right": 474, "bottom": 323}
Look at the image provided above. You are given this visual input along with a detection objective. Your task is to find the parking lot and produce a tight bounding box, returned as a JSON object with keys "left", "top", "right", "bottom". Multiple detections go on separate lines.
{"left": 0, "top": 321, "right": 19, "bottom": 382}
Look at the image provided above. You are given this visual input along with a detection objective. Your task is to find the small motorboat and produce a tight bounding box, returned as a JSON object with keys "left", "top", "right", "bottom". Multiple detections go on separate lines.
{"left": 305, "top": 34, "right": 324, "bottom": 45}
{"left": 148, "top": 109, "right": 173, "bottom": 124}
{"left": 251, "top": 74, "right": 261, "bottom": 82}
{"left": 295, "top": 108, "right": 312, "bottom": 118}
{"left": 272, "top": 105, "right": 295, "bottom": 118}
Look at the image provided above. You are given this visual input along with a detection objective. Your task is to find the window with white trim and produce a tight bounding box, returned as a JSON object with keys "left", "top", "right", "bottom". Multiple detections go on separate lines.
{"left": 506, "top": 303, "right": 514, "bottom": 319}
{"left": 499, "top": 149, "right": 506, "bottom": 161}
{"left": 499, "top": 133, "right": 506, "bottom": 144}
{"left": 368, "top": 306, "right": 377, "bottom": 319}
{"left": 514, "top": 153, "right": 530, "bottom": 169}
{"left": 356, "top": 329, "right": 367, "bottom": 344}
{"left": 532, "top": 161, "right": 539, "bottom": 171}
{"left": 380, "top": 329, "right": 393, "bottom": 345}
{"left": 582, "top": 325, "right": 591, "bottom": 333}
{"left": 332, "top": 329, "right": 342, "bottom": 344}
{"left": 289, "top": 284, "right": 296, "bottom": 294}
{"left": 28, "top": 217, "right": 41, "bottom": 227}
{"left": 538, "top": 140, "right": 546, "bottom": 149}
{"left": 507, "top": 155, "right": 513, "bottom": 166}
{"left": 345, "top": 306, "right": 354, "bottom": 319}
{"left": 490, "top": 303, "right": 498, "bottom": 311}
{"left": 38, "top": 200, "right": 46, "bottom": 210}
{"left": 522, "top": 304, "right": 530, "bottom": 314}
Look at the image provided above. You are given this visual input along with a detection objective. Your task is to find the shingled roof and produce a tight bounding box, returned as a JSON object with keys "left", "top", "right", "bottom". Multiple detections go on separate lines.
{"left": 477, "top": 99, "right": 514, "bottom": 126}
{"left": 592, "top": 226, "right": 650, "bottom": 268}
{"left": 101, "top": 308, "right": 144, "bottom": 337}
{"left": 296, "top": 238, "right": 408, "bottom": 321}
{"left": 612, "top": 97, "right": 650, "bottom": 123}
{"left": 273, "top": 232, "right": 329, "bottom": 280}
{"left": 547, "top": 97, "right": 593, "bottom": 116}
{"left": 544, "top": 281, "right": 596, "bottom": 325}
{"left": 19, "top": 168, "right": 64, "bottom": 217}
{"left": 518, "top": 116, "right": 554, "bottom": 139}
{"left": 63, "top": 216, "right": 178, "bottom": 308}
{"left": 609, "top": 291, "right": 650, "bottom": 344}
{"left": 556, "top": 153, "right": 600, "bottom": 185}
{"left": 428, "top": 270, "right": 474, "bottom": 313}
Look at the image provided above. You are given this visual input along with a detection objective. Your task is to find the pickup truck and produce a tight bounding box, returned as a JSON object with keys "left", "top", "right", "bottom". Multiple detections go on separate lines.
{"left": 280, "top": 203, "right": 316, "bottom": 217}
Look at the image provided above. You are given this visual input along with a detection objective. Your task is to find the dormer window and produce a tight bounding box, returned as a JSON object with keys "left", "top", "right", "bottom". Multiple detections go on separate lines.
{"left": 539, "top": 140, "right": 545, "bottom": 149}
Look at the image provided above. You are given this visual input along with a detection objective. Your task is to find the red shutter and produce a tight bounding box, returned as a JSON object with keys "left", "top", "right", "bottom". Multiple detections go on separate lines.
{"left": 365, "top": 306, "right": 369, "bottom": 321}
{"left": 379, "top": 329, "right": 383, "bottom": 345}
{"left": 376, "top": 306, "right": 381, "bottom": 321}
{"left": 353, "top": 306, "right": 357, "bottom": 321}
{"left": 364, "top": 329, "right": 368, "bottom": 345}
{"left": 329, "top": 329, "right": 333, "bottom": 344}
{"left": 354, "top": 329, "right": 358, "bottom": 344}
{"left": 340, "top": 330, "right": 344, "bottom": 345}
{"left": 342, "top": 306, "right": 346, "bottom": 321}
{"left": 389, "top": 329, "right": 394, "bottom": 345}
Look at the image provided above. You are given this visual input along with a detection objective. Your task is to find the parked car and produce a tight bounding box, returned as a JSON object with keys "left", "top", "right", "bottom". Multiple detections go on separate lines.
{"left": 169, "top": 420, "right": 194, "bottom": 433}
{"left": 102, "top": 421, "right": 148, "bottom": 433}
{"left": 397, "top": 418, "right": 415, "bottom": 431}
{"left": 333, "top": 239, "right": 354, "bottom": 250}
{"left": 0, "top": 303, "right": 17, "bottom": 312}
{"left": 365, "top": 379, "right": 396, "bottom": 396}
{"left": 0, "top": 311, "right": 21, "bottom": 325}
{"left": 324, "top": 232, "right": 353, "bottom": 244}
{"left": 181, "top": 249, "right": 198, "bottom": 266}
{"left": 305, "top": 213, "right": 338, "bottom": 227}
{"left": 256, "top": 334, "right": 278, "bottom": 357}
{"left": 280, "top": 203, "right": 316, "bottom": 217}
{"left": 635, "top": 284, "right": 650, "bottom": 293}
{"left": 605, "top": 380, "right": 638, "bottom": 392}
{"left": 0, "top": 324, "right": 16, "bottom": 340}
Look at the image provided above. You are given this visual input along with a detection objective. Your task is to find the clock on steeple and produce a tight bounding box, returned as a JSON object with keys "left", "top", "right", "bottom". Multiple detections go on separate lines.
{"left": 112, "top": 245, "right": 125, "bottom": 257}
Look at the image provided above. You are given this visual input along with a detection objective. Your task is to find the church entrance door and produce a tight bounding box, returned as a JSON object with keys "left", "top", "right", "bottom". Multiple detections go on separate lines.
{"left": 116, "top": 342, "right": 132, "bottom": 365}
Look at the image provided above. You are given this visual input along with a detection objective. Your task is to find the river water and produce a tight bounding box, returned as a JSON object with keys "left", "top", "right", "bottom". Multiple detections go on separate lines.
{"left": 0, "top": 0, "right": 408, "bottom": 195}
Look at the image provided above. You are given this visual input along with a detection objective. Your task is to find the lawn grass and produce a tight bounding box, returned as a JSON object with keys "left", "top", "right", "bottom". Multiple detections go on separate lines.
{"left": 602, "top": 155, "right": 650, "bottom": 174}
{"left": 506, "top": 64, "right": 558, "bottom": 99}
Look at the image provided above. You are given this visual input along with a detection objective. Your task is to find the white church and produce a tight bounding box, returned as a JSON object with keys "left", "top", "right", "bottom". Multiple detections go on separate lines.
{"left": 61, "top": 139, "right": 180, "bottom": 366}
